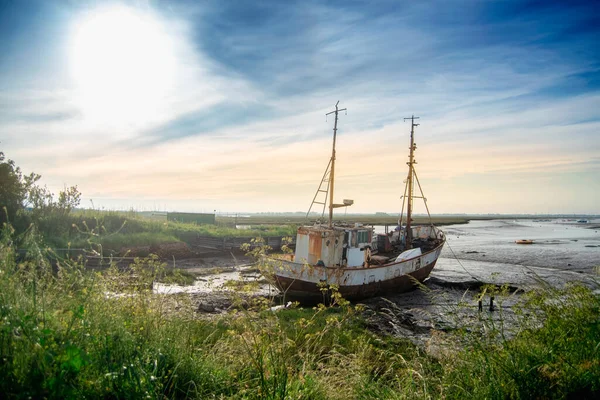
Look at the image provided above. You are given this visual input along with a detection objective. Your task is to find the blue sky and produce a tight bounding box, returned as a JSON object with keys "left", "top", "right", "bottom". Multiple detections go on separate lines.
{"left": 0, "top": 0, "right": 599, "bottom": 214}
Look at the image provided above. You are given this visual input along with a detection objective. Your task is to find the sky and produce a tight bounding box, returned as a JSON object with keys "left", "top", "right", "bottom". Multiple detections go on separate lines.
{"left": 0, "top": 0, "right": 599, "bottom": 215}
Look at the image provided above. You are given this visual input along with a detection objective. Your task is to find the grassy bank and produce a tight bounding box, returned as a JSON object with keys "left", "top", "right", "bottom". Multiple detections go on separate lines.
{"left": 1, "top": 224, "right": 599, "bottom": 398}
{"left": 25, "top": 209, "right": 297, "bottom": 253}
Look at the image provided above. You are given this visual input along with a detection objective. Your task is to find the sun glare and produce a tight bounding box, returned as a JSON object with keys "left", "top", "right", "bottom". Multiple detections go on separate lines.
{"left": 70, "top": 6, "right": 176, "bottom": 127}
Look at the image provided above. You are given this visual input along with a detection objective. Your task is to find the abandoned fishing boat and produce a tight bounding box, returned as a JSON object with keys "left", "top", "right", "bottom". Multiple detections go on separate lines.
{"left": 266, "top": 103, "right": 445, "bottom": 301}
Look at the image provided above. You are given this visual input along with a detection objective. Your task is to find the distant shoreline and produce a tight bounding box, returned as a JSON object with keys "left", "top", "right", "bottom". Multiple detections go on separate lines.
{"left": 214, "top": 214, "right": 599, "bottom": 227}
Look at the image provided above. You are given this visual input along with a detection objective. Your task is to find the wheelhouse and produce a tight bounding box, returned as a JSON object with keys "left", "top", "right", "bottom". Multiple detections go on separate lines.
{"left": 294, "top": 225, "right": 373, "bottom": 268}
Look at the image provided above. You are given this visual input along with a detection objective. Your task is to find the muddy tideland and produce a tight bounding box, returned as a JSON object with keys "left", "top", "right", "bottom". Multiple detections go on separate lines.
{"left": 156, "top": 219, "right": 600, "bottom": 349}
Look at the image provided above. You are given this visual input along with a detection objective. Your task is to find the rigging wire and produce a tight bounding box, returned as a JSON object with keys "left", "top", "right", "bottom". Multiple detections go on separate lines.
{"left": 412, "top": 167, "right": 433, "bottom": 226}
{"left": 398, "top": 176, "right": 409, "bottom": 227}
{"left": 444, "top": 239, "right": 482, "bottom": 282}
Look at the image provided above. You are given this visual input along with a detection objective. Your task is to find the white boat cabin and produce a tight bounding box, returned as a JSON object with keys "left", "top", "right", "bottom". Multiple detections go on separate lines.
{"left": 294, "top": 224, "right": 373, "bottom": 267}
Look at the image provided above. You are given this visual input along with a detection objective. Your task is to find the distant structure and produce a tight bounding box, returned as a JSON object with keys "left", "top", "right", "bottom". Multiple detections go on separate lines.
{"left": 167, "top": 212, "right": 215, "bottom": 225}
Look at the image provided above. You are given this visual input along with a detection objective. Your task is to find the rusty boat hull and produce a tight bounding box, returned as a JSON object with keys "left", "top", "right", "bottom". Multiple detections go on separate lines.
{"left": 266, "top": 234, "right": 445, "bottom": 301}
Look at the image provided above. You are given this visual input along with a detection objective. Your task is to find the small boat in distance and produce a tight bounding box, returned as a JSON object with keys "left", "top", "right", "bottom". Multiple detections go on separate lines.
{"left": 265, "top": 103, "right": 445, "bottom": 301}
{"left": 515, "top": 239, "right": 534, "bottom": 245}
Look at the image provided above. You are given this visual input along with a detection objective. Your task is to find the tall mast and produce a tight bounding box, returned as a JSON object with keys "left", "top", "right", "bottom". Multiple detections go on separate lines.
{"left": 403, "top": 115, "right": 419, "bottom": 248}
{"left": 325, "top": 101, "right": 346, "bottom": 228}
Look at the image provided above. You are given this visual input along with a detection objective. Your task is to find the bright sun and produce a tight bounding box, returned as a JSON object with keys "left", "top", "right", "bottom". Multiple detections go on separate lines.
{"left": 70, "top": 6, "right": 176, "bottom": 127}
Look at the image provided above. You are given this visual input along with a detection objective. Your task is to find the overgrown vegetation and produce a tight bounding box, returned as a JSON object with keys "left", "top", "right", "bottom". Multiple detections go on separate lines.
{"left": 0, "top": 151, "right": 81, "bottom": 239}
{"left": 441, "top": 283, "right": 600, "bottom": 399}
{"left": 1, "top": 222, "right": 599, "bottom": 399}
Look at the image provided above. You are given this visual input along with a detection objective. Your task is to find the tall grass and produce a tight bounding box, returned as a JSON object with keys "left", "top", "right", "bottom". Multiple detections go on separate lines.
{"left": 442, "top": 283, "right": 600, "bottom": 399}
{"left": 1, "top": 222, "right": 599, "bottom": 398}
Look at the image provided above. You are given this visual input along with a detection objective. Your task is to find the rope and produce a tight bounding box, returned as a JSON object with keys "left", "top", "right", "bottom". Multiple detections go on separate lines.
{"left": 412, "top": 167, "right": 433, "bottom": 226}
{"left": 398, "top": 175, "right": 408, "bottom": 227}
{"left": 444, "top": 239, "right": 482, "bottom": 283}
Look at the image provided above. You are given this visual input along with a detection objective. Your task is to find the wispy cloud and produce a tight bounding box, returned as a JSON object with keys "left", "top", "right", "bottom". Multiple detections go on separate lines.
{"left": 0, "top": 0, "right": 598, "bottom": 213}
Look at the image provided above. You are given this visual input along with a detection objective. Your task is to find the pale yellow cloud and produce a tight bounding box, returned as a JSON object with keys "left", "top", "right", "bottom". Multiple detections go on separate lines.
{"left": 34, "top": 101, "right": 598, "bottom": 215}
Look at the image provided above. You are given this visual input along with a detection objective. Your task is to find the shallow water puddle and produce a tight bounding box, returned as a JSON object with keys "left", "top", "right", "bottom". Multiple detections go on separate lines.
{"left": 154, "top": 266, "right": 278, "bottom": 296}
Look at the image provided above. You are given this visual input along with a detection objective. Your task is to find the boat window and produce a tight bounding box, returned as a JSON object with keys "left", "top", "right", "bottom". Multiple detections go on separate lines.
{"left": 357, "top": 230, "right": 368, "bottom": 244}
